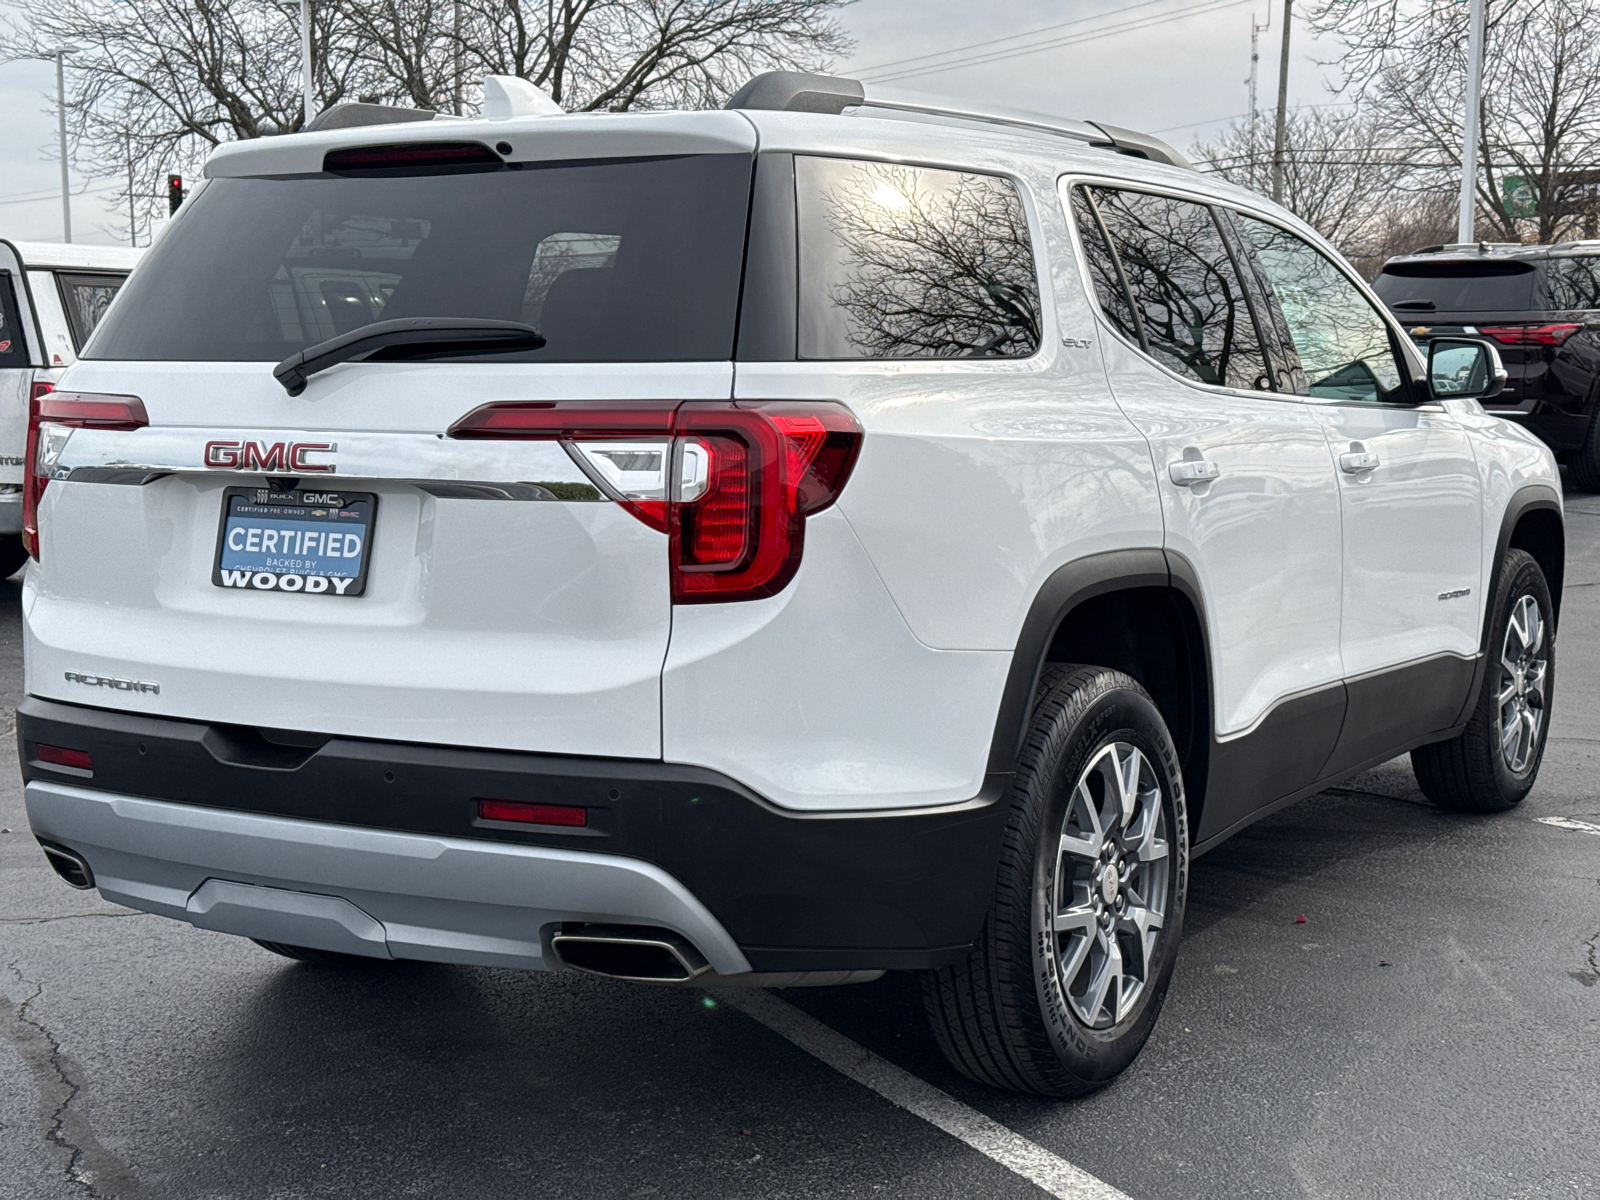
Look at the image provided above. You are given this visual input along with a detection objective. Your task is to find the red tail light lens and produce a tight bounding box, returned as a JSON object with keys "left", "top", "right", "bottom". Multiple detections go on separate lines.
{"left": 447, "top": 400, "right": 863, "bottom": 602}
{"left": 36, "top": 743, "right": 93, "bottom": 771}
{"left": 1479, "top": 323, "right": 1582, "bottom": 346}
{"left": 23, "top": 390, "right": 148, "bottom": 561}
{"left": 477, "top": 799, "right": 587, "bottom": 827}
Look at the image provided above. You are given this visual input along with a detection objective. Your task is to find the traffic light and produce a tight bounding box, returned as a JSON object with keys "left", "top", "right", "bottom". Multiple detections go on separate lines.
{"left": 166, "top": 174, "right": 185, "bottom": 215}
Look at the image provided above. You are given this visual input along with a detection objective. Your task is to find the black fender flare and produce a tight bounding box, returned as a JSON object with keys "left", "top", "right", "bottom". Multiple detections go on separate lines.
{"left": 983, "top": 548, "right": 1214, "bottom": 779}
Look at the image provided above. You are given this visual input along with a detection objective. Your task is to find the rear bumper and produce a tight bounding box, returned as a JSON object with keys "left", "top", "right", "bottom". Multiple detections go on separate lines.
{"left": 18, "top": 697, "right": 1008, "bottom": 971}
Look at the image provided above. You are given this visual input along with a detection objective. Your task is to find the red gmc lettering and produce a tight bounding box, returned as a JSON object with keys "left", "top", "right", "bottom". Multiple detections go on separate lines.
{"left": 201, "top": 440, "right": 337, "bottom": 473}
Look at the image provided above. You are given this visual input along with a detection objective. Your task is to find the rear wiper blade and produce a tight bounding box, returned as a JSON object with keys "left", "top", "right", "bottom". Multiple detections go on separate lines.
{"left": 1390, "top": 300, "right": 1437, "bottom": 310}
{"left": 274, "top": 317, "right": 545, "bottom": 395}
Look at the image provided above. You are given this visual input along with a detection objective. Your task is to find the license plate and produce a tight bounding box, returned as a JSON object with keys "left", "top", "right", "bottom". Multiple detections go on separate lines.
{"left": 212, "top": 486, "right": 376, "bottom": 597}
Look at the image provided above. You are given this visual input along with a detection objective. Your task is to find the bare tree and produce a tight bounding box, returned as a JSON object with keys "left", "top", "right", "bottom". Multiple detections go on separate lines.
{"left": 1304, "top": 0, "right": 1600, "bottom": 243}
{"left": 1192, "top": 106, "right": 1409, "bottom": 252}
{"left": 0, "top": 0, "right": 848, "bottom": 239}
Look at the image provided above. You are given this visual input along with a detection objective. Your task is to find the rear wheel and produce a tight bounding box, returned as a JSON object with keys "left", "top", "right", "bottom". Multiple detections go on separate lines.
{"left": 0, "top": 535, "right": 28, "bottom": 580}
{"left": 921, "top": 665, "right": 1189, "bottom": 1097}
{"left": 1569, "top": 409, "right": 1600, "bottom": 492}
{"left": 252, "top": 939, "right": 392, "bottom": 966}
{"left": 1412, "top": 548, "right": 1554, "bottom": 812}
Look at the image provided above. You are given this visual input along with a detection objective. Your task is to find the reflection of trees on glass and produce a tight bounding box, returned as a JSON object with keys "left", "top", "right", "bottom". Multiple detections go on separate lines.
{"left": 521, "top": 232, "right": 622, "bottom": 327}
{"left": 1083, "top": 188, "right": 1267, "bottom": 391}
{"left": 797, "top": 158, "right": 1039, "bottom": 359}
{"left": 1238, "top": 214, "right": 1404, "bottom": 404}
{"left": 1070, "top": 188, "right": 1142, "bottom": 347}
{"left": 1545, "top": 256, "right": 1600, "bottom": 309}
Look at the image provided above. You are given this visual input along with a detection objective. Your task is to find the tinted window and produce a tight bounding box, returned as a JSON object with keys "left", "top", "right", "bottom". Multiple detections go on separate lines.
{"left": 1240, "top": 216, "right": 1405, "bottom": 404}
{"left": 1082, "top": 187, "right": 1269, "bottom": 390}
{"left": 87, "top": 154, "right": 752, "bottom": 363}
{"left": 0, "top": 274, "right": 28, "bottom": 367}
{"left": 1068, "top": 187, "right": 1141, "bottom": 347}
{"left": 796, "top": 157, "right": 1040, "bottom": 359}
{"left": 1543, "top": 256, "right": 1600, "bottom": 310}
{"left": 55, "top": 272, "right": 127, "bottom": 350}
{"left": 1372, "top": 261, "right": 1536, "bottom": 312}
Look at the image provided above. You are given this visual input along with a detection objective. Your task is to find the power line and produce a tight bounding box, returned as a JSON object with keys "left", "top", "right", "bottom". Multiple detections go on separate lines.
{"left": 849, "top": 0, "right": 1186, "bottom": 78}
{"left": 859, "top": 0, "right": 1257, "bottom": 85}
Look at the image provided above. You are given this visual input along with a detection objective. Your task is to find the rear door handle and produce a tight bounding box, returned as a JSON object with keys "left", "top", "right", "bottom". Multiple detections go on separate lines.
{"left": 1339, "top": 450, "right": 1380, "bottom": 474}
{"left": 1168, "top": 459, "right": 1221, "bottom": 486}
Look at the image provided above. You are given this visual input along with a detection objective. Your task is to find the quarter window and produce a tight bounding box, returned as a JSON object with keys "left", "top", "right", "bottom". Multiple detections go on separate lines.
{"left": 1544, "top": 256, "right": 1600, "bottom": 310}
{"left": 796, "top": 157, "right": 1041, "bottom": 360}
{"left": 1237, "top": 215, "right": 1406, "bottom": 404}
{"left": 54, "top": 272, "right": 127, "bottom": 350}
{"left": 1075, "top": 187, "right": 1270, "bottom": 391}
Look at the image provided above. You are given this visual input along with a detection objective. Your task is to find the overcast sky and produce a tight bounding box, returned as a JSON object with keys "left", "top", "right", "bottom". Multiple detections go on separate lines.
{"left": 0, "top": 0, "right": 1347, "bottom": 245}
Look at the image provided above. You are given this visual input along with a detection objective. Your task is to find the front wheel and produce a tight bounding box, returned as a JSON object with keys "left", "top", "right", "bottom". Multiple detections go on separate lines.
{"left": 921, "top": 665, "right": 1189, "bottom": 1097}
{"left": 1412, "top": 548, "right": 1554, "bottom": 812}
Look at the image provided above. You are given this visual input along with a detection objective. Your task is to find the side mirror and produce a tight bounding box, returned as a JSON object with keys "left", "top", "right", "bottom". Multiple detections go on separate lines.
{"left": 1428, "top": 337, "right": 1507, "bottom": 402}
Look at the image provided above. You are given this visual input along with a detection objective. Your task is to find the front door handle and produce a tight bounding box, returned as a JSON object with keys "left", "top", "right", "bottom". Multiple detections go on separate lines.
{"left": 1339, "top": 450, "right": 1380, "bottom": 474}
{"left": 1168, "top": 459, "right": 1221, "bottom": 486}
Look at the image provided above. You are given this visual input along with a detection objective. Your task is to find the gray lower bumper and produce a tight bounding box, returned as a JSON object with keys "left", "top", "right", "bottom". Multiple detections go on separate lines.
{"left": 0, "top": 488, "right": 20, "bottom": 535}
{"left": 24, "top": 781, "right": 752, "bottom": 974}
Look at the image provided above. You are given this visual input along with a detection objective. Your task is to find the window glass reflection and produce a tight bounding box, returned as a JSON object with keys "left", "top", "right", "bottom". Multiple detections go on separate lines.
{"left": 797, "top": 157, "right": 1040, "bottom": 359}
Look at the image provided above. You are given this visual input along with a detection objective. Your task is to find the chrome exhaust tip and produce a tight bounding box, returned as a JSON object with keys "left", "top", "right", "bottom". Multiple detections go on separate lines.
{"left": 37, "top": 840, "right": 94, "bottom": 890}
{"left": 551, "top": 924, "right": 711, "bottom": 983}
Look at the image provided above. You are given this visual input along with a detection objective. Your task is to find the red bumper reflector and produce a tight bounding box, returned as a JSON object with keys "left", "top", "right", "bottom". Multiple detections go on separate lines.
{"left": 36, "top": 744, "right": 93, "bottom": 771}
{"left": 477, "top": 799, "right": 587, "bottom": 827}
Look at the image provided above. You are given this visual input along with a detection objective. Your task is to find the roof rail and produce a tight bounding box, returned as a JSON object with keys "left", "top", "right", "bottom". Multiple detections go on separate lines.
{"left": 724, "top": 71, "right": 1192, "bottom": 169}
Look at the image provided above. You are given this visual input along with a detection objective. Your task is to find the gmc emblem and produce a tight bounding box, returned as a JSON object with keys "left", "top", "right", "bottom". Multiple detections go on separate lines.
{"left": 203, "top": 440, "right": 336, "bottom": 472}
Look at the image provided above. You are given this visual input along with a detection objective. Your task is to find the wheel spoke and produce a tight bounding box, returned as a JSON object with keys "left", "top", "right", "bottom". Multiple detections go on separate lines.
{"left": 1113, "top": 746, "right": 1141, "bottom": 829}
{"left": 1081, "top": 932, "right": 1119, "bottom": 1026}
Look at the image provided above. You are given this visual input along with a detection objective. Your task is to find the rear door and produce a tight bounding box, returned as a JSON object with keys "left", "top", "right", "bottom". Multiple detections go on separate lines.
{"left": 1236, "top": 215, "right": 1483, "bottom": 773}
{"left": 0, "top": 243, "right": 42, "bottom": 498}
{"left": 26, "top": 140, "right": 756, "bottom": 757}
{"left": 1067, "top": 183, "right": 1347, "bottom": 839}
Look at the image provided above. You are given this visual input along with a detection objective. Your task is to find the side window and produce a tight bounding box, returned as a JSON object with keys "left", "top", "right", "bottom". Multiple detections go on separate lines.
{"left": 796, "top": 156, "right": 1041, "bottom": 359}
{"left": 1078, "top": 187, "right": 1270, "bottom": 391}
{"left": 55, "top": 272, "right": 126, "bottom": 350}
{"left": 1236, "top": 215, "right": 1406, "bottom": 404}
{"left": 1068, "top": 187, "right": 1142, "bottom": 348}
{"left": 0, "top": 274, "right": 30, "bottom": 367}
{"left": 1544, "top": 256, "right": 1600, "bottom": 310}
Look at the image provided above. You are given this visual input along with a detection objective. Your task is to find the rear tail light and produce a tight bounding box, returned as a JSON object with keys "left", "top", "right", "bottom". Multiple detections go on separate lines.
{"left": 448, "top": 400, "right": 863, "bottom": 602}
{"left": 23, "top": 389, "right": 148, "bottom": 561}
{"left": 1478, "top": 323, "right": 1582, "bottom": 346}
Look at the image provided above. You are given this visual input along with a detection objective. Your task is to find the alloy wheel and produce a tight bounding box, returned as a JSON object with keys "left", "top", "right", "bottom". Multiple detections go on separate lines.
{"left": 1496, "top": 593, "right": 1548, "bottom": 774}
{"left": 1047, "top": 741, "right": 1170, "bottom": 1029}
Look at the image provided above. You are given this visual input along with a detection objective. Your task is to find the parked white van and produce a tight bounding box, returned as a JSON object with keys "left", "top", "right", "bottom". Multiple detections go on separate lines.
{"left": 0, "top": 240, "right": 142, "bottom": 575}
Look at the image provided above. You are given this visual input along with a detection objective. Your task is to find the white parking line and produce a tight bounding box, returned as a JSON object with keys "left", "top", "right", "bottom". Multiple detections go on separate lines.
{"left": 712, "top": 987, "right": 1134, "bottom": 1200}
{"left": 1535, "top": 815, "right": 1600, "bottom": 836}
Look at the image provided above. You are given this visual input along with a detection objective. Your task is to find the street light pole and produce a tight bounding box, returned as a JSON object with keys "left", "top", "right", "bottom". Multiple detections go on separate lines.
{"left": 301, "top": 0, "right": 314, "bottom": 126}
{"left": 1457, "top": 0, "right": 1486, "bottom": 243}
{"left": 56, "top": 49, "right": 71, "bottom": 243}
{"left": 1271, "top": 0, "right": 1292, "bottom": 206}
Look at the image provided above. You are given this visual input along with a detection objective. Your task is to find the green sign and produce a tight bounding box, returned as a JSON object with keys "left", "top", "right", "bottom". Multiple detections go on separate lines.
{"left": 1503, "top": 176, "right": 1537, "bottom": 218}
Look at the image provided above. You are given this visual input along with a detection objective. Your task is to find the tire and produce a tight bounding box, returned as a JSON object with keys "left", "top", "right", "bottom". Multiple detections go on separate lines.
{"left": 0, "top": 535, "right": 28, "bottom": 581}
{"left": 1569, "top": 408, "right": 1600, "bottom": 492}
{"left": 252, "top": 939, "right": 392, "bottom": 966}
{"left": 1412, "top": 548, "right": 1554, "bottom": 812}
{"left": 921, "top": 665, "right": 1189, "bottom": 1097}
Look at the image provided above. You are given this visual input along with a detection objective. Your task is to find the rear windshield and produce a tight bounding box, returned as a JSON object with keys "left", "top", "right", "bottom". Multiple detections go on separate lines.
{"left": 86, "top": 154, "right": 752, "bottom": 363}
{"left": 1372, "top": 261, "right": 1536, "bottom": 313}
{"left": 56, "top": 271, "right": 127, "bottom": 349}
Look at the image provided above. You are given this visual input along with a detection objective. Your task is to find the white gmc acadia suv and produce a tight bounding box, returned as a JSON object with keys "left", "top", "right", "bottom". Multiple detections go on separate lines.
{"left": 17, "top": 72, "right": 1564, "bottom": 1097}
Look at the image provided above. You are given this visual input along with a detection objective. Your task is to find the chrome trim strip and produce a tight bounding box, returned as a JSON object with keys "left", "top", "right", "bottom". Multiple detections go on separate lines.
{"left": 48, "top": 425, "right": 604, "bottom": 500}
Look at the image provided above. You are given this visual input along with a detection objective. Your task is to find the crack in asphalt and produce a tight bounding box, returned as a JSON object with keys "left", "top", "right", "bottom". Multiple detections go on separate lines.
{"left": 0, "top": 913, "right": 151, "bottom": 926}
{"left": 2, "top": 959, "right": 149, "bottom": 1199}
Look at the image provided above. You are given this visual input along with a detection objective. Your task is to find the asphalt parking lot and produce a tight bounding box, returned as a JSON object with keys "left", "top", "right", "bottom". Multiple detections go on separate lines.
{"left": 2, "top": 489, "right": 1597, "bottom": 1200}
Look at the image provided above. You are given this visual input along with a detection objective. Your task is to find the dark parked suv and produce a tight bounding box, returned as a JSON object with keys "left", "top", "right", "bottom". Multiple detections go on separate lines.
{"left": 1375, "top": 242, "right": 1600, "bottom": 488}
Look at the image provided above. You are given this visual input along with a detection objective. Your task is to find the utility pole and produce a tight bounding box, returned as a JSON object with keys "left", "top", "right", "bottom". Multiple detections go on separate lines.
{"left": 125, "top": 130, "right": 136, "bottom": 247}
{"left": 56, "top": 50, "right": 71, "bottom": 243}
{"left": 1271, "top": 0, "right": 1292, "bottom": 206}
{"left": 301, "top": 0, "right": 314, "bottom": 126}
{"left": 1457, "top": 0, "right": 1486, "bottom": 243}
{"left": 1248, "top": 8, "right": 1271, "bottom": 192}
